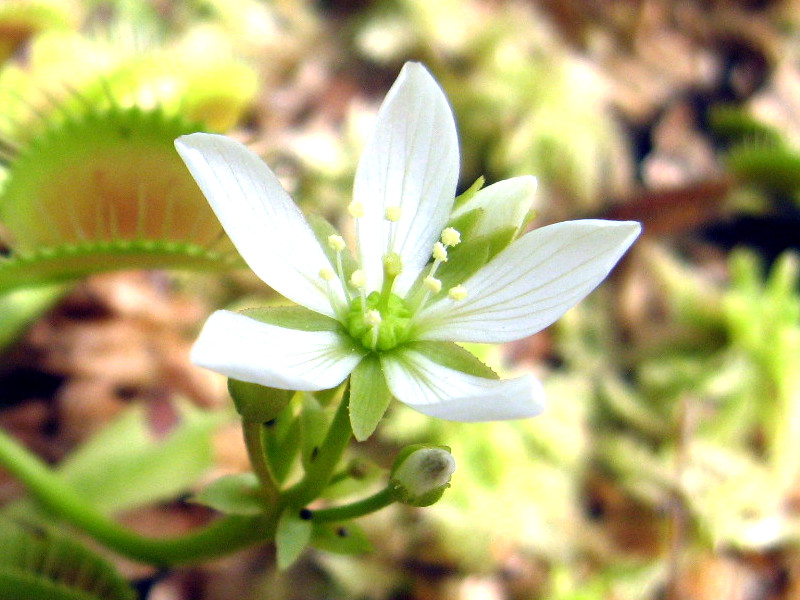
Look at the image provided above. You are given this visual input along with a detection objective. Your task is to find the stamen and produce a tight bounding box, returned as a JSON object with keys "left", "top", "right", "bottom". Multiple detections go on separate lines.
{"left": 319, "top": 267, "right": 335, "bottom": 281}
{"left": 423, "top": 276, "right": 442, "bottom": 294}
{"left": 441, "top": 227, "right": 461, "bottom": 247}
{"left": 448, "top": 285, "right": 467, "bottom": 301}
{"left": 328, "top": 234, "right": 349, "bottom": 299}
{"left": 385, "top": 206, "right": 402, "bottom": 222}
{"left": 328, "top": 234, "right": 346, "bottom": 252}
{"left": 348, "top": 201, "right": 365, "bottom": 218}
{"left": 350, "top": 269, "right": 366, "bottom": 289}
{"left": 432, "top": 242, "right": 448, "bottom": 262}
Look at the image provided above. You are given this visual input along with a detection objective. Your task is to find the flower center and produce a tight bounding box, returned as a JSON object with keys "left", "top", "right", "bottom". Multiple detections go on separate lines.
{"left": 345, "top": 291, "right": 411, "bottom": 351}
{"left": 322, "top": 208, "right": 468, "bottom": 351}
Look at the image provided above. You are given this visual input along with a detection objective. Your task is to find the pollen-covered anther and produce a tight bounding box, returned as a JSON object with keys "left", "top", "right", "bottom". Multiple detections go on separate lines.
{"left": 432, "top": 242, "right": 448, "bottom": 262}
{"left": 448, "top": 285, "right": 467, "bottom": 301}
{"left": 350, "top": 269, "right": 366, "bottom": 289}
{"left": 348, "top": 201, "right": 365, "bottom": 218}
{"left": 441, "top": 227, "right": 461, "bottom": 247}
{"left": 328, "top": 234, "right": 346, "bottom": 252}
{"left": 423, "top": 276, "right": 442, "bottom": 294}
{"left": 319, "top": 267, "right": 336, "bottom": 281}
{"left": 385, "top": 206, "right": 402, "bottom": 222}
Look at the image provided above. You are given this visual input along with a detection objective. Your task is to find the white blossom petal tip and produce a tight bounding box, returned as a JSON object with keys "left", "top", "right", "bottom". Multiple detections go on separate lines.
{"left": 175, "top": 133, "right": 344, "bottom": 317}
{"left": 191, "top": 310, "right": 364, "bottom": 391}
{"left": 353, "top": 62, "right": 460, "bottom": 294}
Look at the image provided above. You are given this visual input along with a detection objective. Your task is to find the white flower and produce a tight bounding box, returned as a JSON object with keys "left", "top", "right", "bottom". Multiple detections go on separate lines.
{"left": 175, "top": 62, "right": 641, "bottom": 440}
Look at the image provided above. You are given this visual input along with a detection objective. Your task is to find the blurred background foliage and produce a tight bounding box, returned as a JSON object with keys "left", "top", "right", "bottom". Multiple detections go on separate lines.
{"left": 2, "top": 0, "right": 800, "bottom": 599}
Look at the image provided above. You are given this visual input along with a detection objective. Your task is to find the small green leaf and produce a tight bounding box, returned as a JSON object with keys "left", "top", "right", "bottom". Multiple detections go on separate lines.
{"left": 349, "top": 354, "right": 393, "bottom": 441}
{"left": 192, "top": 473, "right": 266, "bottom": 516}
{"left": 243, "top": 305, "right": 341, "bottom": 332}
{"left": 227, "top": 379, "right": 293, "bottom": 423}
{"left": 310, "top": 521, "right": 373, "bottom": 555}
{"left": 275, "top": 508, "right": 313, "bottom": 570}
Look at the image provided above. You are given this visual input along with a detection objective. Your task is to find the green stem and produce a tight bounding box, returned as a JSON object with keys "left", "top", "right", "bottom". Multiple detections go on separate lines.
{"left": 283, "top": 385, "right": 352, "bottom": 507}
{"left": 309, "top": 487, "right": 396, "bottom": 523}
{"left": 242, "top": 421, "right": 279, "bottom": 510}
{"left": 0, "top": 427, "right": 275, "bottom": 565}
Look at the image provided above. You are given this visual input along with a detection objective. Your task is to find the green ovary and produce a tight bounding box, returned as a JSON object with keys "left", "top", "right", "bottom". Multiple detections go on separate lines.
{"left": 346, "top": 292, "right": 411, "bottom": 351}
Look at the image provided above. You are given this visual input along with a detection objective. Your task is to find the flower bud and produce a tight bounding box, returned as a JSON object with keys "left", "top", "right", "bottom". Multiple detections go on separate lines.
{"left": 228, "top": 378, "right": 293, "bottom": 423}
{"left": 390, "top": 445, "right": 455, "bottom": 507}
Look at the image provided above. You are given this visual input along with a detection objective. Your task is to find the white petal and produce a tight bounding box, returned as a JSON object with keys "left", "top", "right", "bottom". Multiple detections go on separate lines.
{"left": 415, "top": 219, "right": 641, "bottom": 343}
{"left": 191, "top": 310, "right": 364, "bottom": 391}
{"left": 353, "top": 62, "right": 459, "bottom": 294}
{"left": 175, "top": 133, "right": 345, "bottom": 317}
{"left": 381, "top": 349, "right": 544, "bottom": 421}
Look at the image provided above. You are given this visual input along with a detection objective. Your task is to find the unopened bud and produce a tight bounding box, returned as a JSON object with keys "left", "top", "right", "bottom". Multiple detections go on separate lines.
{"left": 390, "top": 445, "right": 455, "bottom": 507}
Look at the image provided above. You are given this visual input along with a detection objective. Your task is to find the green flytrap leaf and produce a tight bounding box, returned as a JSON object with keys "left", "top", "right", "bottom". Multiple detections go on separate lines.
{"left": 0, "top": 105, "right": 243, "bottom": 294}
{"left": 0, "top": 520, "right": 136, "bottom": 600}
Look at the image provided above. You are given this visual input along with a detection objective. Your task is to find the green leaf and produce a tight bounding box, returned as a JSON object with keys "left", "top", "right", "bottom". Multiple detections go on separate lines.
{"left": 242, "top": 305, "right": 341, "bottom": 332}
{"left": 310, "top": 521, "right": 373, "bottom": 555}
{"left": 404, "top": 341, "right": 499, "bottom": 379}
{"left": 192, "top": 473, "right": 266, "bottom": 516}
{"left": 56, "top": 402, "right": 225, "bottom": 514}
{"left": 275, "top": 508, "right": 313, "bottom": 570}
{"left": 349, "top": 354, "right": 393, "bottom": 441}
{"left": 227, "top": 379, "right": 293, "bottom": 423}
{"left": 0, "top": 520, "right": 136, "bottom": 600}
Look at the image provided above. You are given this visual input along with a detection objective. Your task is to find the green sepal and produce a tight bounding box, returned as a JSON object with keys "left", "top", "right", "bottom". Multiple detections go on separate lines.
{"left": 300, "top": 393, "right": 329, "bottom": 470}
{"left": 310, "top": 521, "right": 373, "bottom": 555}
{"left": 227, "top": 378, "right": 293, "bottom": 423}
{"left": 403, "top": 341, "right": 499, "bottom": 380}
{"left": 349, "top": 354, "right": 393, "bottom": 441}
{"left": 453, "top": 175, "right": 485, "bottom": 209}
{"left": 242, "top": 305, "right": 342, "bottom": 333}
{"left": 275, "top": 508, "right": 313, "bottom": 570}
{"left": 307, "top": 214, "right": 357, "bottom": 280}
{"left": 192, "top": 473, "right": 266, "bottom": 516}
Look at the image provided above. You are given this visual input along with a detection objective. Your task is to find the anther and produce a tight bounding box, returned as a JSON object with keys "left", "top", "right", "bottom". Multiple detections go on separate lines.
{"left": 319, "top": 267, "right": 336, "bottom": 281}
{"left": 350, "top": 269, "right": 366, "bottom": 289}
{"left": 432, "top": 242, "right": 448, "bottom": 262}
{"left": 448, "top": 285, "right": 467, "bottom": 301}
{"left": 328, "top": 234, "right": 346, "bottom": 252}
{"left": 348, "top": 201, "right": 365, "bottom": 218}
{"left": 441, "top": 227, "right": 461, "bottom": 247}
{"left": 385, "top": 206, "right": 402, "bottom": 222}
{"left": 423, "top": 276, "right": 442, "bottom": 294}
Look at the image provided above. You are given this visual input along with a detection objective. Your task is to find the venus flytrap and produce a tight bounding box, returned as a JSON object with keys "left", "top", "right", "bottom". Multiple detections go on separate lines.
{"left": 176, "top": 62, "right": 640, "bottom": 443}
